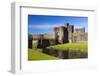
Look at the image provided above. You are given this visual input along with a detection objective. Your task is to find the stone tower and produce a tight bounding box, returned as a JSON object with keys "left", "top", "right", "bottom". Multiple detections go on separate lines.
{"left": 64, "top": 23, "right": 74, "bottom": 43}
{"left": 28, "top": 34, "right": 33, "bottom": 49}
{"left": 54, "top": 23, "right": 74, "bottom": 44}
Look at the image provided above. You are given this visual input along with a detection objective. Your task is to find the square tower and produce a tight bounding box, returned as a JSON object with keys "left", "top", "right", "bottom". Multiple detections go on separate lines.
{"left": 64, "top": 23, "right": 74, "bottom": 43}
{"left": 54, "top": 23, "right": 74, "bottom": 44}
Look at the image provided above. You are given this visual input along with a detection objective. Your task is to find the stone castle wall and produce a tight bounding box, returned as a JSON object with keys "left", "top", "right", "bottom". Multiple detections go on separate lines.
{"left": 32, "top": 34, "right": 55, "bottom": 40}
{"left": 31, "top": 23, "right": 87, "bottom": 43}
{"left": 54, "top": 23, "right": 87, "bottom": 43}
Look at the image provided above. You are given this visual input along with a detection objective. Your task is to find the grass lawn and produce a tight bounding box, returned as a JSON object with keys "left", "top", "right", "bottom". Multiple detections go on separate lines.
{"left": 28, "top": 49, "right": 60, "bottom": 61}
{"left": 47, "top": 43, "right": 88, "bottom": 52}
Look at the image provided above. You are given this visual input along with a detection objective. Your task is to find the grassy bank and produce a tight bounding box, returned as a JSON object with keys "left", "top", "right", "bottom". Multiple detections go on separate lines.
{"left": 47, "top": 43, "right": 88, "bottom": 52}
{"left": 28, "top": 49, "right": 59, "bottom": 61}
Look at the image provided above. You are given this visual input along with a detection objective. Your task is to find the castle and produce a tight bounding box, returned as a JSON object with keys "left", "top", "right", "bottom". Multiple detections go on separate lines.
{"left": 54, "top": 23, "right": 87, "bottom": 43}
{"left": 28, "top": 23, "right": 88, "bottom": 48}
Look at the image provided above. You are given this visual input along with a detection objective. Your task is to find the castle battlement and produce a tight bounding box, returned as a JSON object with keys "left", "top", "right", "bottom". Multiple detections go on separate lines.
{"left": 30, "top": 23, "right": 87, "bottom": 43}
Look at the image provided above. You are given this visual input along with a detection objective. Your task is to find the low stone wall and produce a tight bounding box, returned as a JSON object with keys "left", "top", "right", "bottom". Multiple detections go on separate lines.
{"left": 42, "top": 49, "right": 88, "bottom": 59}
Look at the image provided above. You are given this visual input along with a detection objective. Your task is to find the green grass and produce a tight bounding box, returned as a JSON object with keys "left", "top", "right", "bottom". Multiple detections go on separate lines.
{"left": 47, "top": 43, "right": 88, "bottom": 52}
{"left": 28, "top": 49, "right": 59, "bottom": 61}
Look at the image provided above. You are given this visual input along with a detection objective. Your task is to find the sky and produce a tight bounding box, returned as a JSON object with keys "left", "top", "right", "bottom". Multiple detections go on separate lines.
{"left": 28, "top": 15, "right": 88, "bottom": 35}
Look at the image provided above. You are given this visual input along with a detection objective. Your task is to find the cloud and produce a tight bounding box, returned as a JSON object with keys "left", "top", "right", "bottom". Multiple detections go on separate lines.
{"left": 29, "top": 24, "right": 63, "bottom": 30}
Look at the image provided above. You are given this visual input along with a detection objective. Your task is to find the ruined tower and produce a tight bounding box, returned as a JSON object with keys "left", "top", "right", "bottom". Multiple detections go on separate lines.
{"left": 54, "top": 23, "right": 74, "bottom": 44}
{"left": 28, "top": 34, "right": 33, "bottom": 49}
{"left": 64, "top": 23, "right": 74, "bottom": 43}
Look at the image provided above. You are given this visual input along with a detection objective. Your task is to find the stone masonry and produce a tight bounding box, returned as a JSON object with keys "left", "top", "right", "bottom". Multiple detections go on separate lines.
{"left": 28, "top": 23, "right": 88, "bottom": 48}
